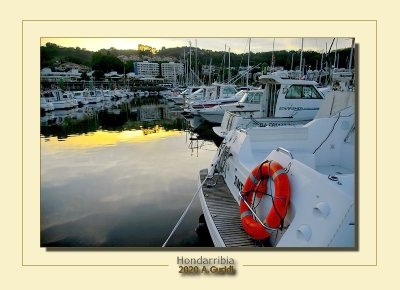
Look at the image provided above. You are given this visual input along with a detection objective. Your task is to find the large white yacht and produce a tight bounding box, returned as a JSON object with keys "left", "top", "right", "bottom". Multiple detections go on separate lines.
{"left": 198, "top": 86, "right": 355, "bottom": 247}
{"left": 41, "top": 89, "right": 77, "bottom": 110}
{"left": 212, "top": 74, "right": 326, "bottom": 139}
{"left": 198, "top": 89, "right": 264, "bottom": 124}
{"left": 182, "top": 83, "right": 239, "bottom": 117}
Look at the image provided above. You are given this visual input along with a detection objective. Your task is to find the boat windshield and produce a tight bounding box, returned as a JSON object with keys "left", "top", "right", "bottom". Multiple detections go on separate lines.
{"left": 181, "top": 87, "right": 201, "bottom": 95}
{"left": 191, "top": 88, "right": 204, "bottom": 95}
{"left": 235, "top": 90, "right": 247, "bottom": 97}
{"left": 221, "top": 86, "right": 237, "bottom": 96}
{"left": 239, "top": 90, "right": 263, "bottom": 104}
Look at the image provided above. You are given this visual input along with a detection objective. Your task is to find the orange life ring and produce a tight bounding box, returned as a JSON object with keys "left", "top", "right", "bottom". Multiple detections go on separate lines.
{"left": 240, "top": 160, "right": 290, "bottom": 240}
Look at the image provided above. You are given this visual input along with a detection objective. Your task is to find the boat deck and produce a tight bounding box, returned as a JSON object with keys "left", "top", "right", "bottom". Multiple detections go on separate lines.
{"left": 200, "top": 169, "right": 257, "bottom": 247}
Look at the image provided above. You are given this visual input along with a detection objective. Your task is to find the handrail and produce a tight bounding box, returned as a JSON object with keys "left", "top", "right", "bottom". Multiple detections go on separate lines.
{"left": 276, "top": 147, "right": 294, "bottom": 159}
{"left": 238, "top": 193, "right": 278, "bottom": 232}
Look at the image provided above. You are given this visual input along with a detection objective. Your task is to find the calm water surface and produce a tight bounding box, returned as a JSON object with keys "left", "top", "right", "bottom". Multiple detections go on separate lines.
{"left": 41, "top": 100, "right": 217, "bottom": 247}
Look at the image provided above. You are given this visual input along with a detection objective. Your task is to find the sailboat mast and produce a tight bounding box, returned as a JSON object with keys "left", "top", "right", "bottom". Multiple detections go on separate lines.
{"left": 271, "top": 38, "right": 275, "bottom": 71}
{"left": 247, "top": 38, "right": 251, "bottom": 87}
{"left": 334, "top": 38, "right": 338, "bottom": 69}
{"left": 299, "top": 38, "right": 304, "bottom": 79}
{"left": 189, "top": 41, "right": 192, "bottom": 85}
{"left": 222, "top": 44, "right": 226, "bottom": 83}
{"left": 195, "top": 39, "right": 198, "bottom": 85}
{"left": 319, "top": 51, "right": 324, "bottom": 84}
{"left": 209, "top": 57, "right": 212, "bottom": 85}
{"left": 348, "top": 38, "right": 355, "bottom": 71}
{"left": 228, "top": 47, "right": 231, "bottom": 83}
{"left": 290, "top": 53, "right": 294, "bottom": 71}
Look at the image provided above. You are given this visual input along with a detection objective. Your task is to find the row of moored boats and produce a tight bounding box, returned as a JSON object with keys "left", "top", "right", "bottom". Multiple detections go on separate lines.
{"left": 176, "top": 70, "right": 356, "bottom": 248}
{"left": 40, "top": 88, "right": 159, "bottom": 112}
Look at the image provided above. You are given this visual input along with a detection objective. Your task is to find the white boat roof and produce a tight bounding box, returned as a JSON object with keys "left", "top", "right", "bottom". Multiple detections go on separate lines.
{"left": 258, "top": 74, "right": 318, "bottom": 86}
{"left": 211, "top": 82, "right": 236, "bottom": 88}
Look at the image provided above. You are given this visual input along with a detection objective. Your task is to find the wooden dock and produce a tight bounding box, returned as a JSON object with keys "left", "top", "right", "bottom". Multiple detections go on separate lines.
{"left": 200, "top": 169, "right": 257, "bottom": 247}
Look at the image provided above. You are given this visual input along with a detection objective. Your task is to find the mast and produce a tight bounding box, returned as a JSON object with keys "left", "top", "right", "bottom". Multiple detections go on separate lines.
{"left": 209, "top": 57, "right": 212, "bottom": 85}
{"left": 271, "top": 38, "right": 275, "bottom": 71}
{"left": 222, "top": 44, "right": 226, "bottom": 83}
{"left": 299, "top": 38, "right": 304, "bottom": 79}
{"left": 228, "top": 47, "right": 231, "bottom": 83}
{"left": 195, "top": 39, "right": 198, "bottom": 85}
{"left": 290, "top": 53, "right": 294, "bottom": 71}
{"left": 189, "top": 41, "right": 192, "bottom": 85}
{"left": 183, "top": 50, "right": 186, "bottom": 85}
{"left": 246, "top": 38, "right": 251, "bottom": 87}
{"left": 319, "top": 50, "right": 324, "bottom": 84}
{"left": 334, "top": 38, "right": 338, "bottom": 69}
{"left": 348, "top": 38, "right": 355, "bottom": 71}
{"left": 173, "top": 62, "right": 177, "bottom": 87}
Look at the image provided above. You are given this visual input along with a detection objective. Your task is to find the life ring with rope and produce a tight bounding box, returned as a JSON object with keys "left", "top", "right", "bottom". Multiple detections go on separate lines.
{"left": 239, "top": 160, "right": 290, "bottom": 240}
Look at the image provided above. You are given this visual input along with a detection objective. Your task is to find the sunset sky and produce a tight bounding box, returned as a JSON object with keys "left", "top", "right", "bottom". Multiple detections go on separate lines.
{"left": 40, "top": 37, "right": 354, "bottom": 54}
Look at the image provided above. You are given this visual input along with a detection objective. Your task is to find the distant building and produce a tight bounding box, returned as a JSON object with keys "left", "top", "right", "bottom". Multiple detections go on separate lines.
{"left": 104, "top": 71, "right": 123, "bottom": 81}
{"left": 56, "top": 62, "right": 90, "bottom": 73}
{"left": 161, "top": 62, "right": 184, "bottom": 82}
{"left": 118, "top": 55, "right": 141, "bottom": 62}
{"left": 138, "top": 44, "right": 158, "bottom": 54}
{"left": 40, "top": 68, "right": 81, "bottom": 82}
{"left": 134, "top": 61, "right": 160, "bottom": 78}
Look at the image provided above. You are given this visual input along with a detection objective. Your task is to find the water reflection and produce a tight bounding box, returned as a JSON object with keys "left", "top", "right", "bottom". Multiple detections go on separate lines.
{"left": 41, "top": 98, "right": 216, "bottom": 247}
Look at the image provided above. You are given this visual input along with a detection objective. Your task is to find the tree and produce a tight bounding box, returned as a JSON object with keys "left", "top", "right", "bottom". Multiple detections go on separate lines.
{"left": 91, "top": 52, "right": 125, "bottom": 73}
{"left": 80, "top": 71, "right": 90, "bottom": 81}
{"left": 93, "top": 70, "right": 105, "bottom": 80}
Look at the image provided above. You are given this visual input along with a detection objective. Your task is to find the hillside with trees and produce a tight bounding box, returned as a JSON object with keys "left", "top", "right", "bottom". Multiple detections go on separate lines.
{"left": 41, "top": 42, "right": 353, "bottom": 77}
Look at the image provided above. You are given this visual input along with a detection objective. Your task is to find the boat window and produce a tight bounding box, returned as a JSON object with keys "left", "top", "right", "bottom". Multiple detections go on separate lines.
{"left": 222, "top": 86, "right": 236, "bottom": 95}
{"left": 285, "top": 85, "right": 323, "bottom": 99}
{"left": 250, "top": 91, "right": 262, "bottom": 103}
{"left": 242, "top": 91, "right": 262, "bottom": 103}
{"left": 192, "top": 88, "right": 203, "bottom": 95}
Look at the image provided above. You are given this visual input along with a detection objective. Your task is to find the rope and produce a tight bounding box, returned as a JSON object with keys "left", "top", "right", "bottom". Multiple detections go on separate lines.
{"left": 312, "top": 110, "right": 354, "bottom": 154}
{"left": 313, "top": 112, "right": 341, "bottom": 154}
{"left": 161, "top": 176, "right": 209, "bottom": 247}
{"left": 267, "top": 163, "right": 286, "bottom": 230}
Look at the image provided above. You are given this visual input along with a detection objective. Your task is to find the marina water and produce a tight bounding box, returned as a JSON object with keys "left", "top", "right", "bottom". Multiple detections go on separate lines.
{"left": 40, "top": 99, "right": 216, "bottom": 247}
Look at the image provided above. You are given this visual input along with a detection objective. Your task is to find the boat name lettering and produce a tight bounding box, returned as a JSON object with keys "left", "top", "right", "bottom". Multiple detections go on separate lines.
{"left": 279, "top": 106, "right": 304, "bottom": 111}
{"left": 234, "top": 175, "right": 244, "bottom": 193}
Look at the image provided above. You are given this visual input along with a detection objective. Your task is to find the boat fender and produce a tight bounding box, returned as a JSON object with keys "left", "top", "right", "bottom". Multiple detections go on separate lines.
{"left": 195, "top": 214, "right": 209, "bottom": 237}
{"left": 239, "top": 160, "right": 290, "bottom": 240}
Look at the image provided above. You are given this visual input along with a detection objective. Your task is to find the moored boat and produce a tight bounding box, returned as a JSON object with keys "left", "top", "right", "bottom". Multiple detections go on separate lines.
{"left": 199, "top": 89, "right": 263, "bottom": 124}
{"left": 40, "top": 96, "right": 55, "bottom": 112}
{"left": 182, "top": 83, "right": 239, "bottom": 117}
{"left": 212, "top": 74, "right": 326, "bottom": 139}
{"left": 198, "top": 87, "right": 355, "bottom": 247}
{"left": 41, "top": 89, "right": 77, "bottom": 110}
